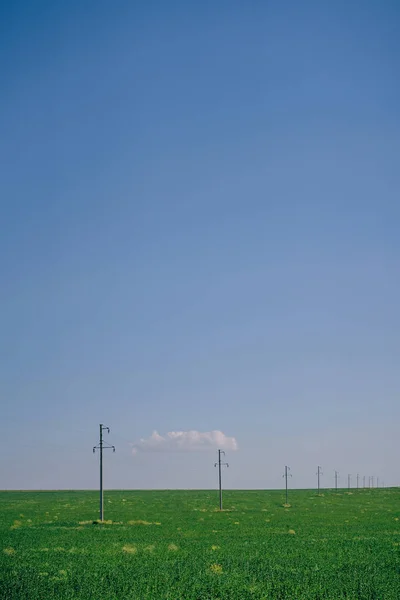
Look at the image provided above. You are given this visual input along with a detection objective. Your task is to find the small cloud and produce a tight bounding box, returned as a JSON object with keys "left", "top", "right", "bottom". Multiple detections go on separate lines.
{"left": 131, "top": 430, "right": 238, "bottom": 454}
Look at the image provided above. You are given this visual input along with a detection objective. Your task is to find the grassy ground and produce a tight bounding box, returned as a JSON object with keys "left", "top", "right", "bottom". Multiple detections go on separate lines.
{"left": 1, "top": 488, "right": 399, "bottom": 599}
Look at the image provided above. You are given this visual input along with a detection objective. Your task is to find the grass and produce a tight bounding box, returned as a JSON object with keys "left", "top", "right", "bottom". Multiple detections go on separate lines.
{"left": 0, "top": 488, "right": 399, "bottom": 599}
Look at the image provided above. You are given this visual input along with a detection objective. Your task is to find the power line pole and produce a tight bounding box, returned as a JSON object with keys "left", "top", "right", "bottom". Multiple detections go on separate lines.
{"left": 282, "top": 466, "right": 292, "bottom": 504}
{"left": 93, "top": 424, "right": 115, "bottom": 521}
{"left": 356, "top": 473, "right": 359, "bottom": 489}
{"left": 214, "top": 449, "right": 228, "bottom": 510}
{"left": 316, "top": 466, "right": 323, "bottom": 494}
{"left": 348, "top": 474, "right": 351, "bottom": 490}
{"left": 335, "top": 470, "right": 339, "bottom": 491}
{"left": 363, "top": 475, "right": 366, "bottom": 488}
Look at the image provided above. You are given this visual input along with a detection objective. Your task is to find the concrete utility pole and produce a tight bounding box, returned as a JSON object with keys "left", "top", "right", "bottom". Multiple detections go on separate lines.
{"left": 348, "top": 474, "right": 351, "bottom": 490}
{"left": 356, "top": 474, "right": 359, "bottom": 489}
{"left": 214, "top": 449, "right": 229, "bottom": 510}
{"left": 93, "top": 424, "right": 115, "bottom": 521}
{"left": 363, "top": 475, "right": 366, "bottom": 488}
{"left": 316, "top": 466, "right": 323, "bottom": 494}
{"left": 335, "top": 471, "right": 339, "bottom": 491}
{"left": 283, "top": 466, "right": 292, "bottom": 504}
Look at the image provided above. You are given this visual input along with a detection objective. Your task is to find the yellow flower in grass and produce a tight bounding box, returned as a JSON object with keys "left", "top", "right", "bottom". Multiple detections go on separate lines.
{"left": 122, "top": 544, "right": 137, "bottom": 554}
{"left": 210, "top": 563, "right": 223, "bottom": 575}
{"left": 3, "top": 548, "right": 15, "bottom": 555}
{"left": 168, "top": 543, "right": 179, "bottom": 552}
{"left": 288, "top": 529, "right": 296, "bottom": 535}
{"left": 211, "top": 545, "right": 220, "bottom": 551}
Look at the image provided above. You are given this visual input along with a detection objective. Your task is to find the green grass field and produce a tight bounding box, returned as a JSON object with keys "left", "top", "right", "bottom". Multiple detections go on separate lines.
{"left": 1, "top": 488, "right": 399, "bottom": 599}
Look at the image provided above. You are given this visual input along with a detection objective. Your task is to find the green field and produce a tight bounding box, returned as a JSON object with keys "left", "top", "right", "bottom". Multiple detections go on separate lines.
{"left": 1, "top": 488, "right": 399, "bottom": 599}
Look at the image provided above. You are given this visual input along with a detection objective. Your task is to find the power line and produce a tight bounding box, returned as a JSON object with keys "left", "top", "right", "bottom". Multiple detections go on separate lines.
{"left": 214, "top": 449, "right": 228, "bottom": 510}
{"left": 282, "top": 466, "right": 292, "bottom": 504}
{"left": 93, "top": 424, "right": 115, "bottom": 521}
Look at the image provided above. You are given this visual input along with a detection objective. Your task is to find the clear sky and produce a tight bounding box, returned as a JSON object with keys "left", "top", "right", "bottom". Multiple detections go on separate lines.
{"left": 1, "top": 0, "right": 399, "bottom": 490}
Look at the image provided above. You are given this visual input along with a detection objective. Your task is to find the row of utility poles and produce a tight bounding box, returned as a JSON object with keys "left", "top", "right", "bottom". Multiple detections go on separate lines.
{"left": 92, "top": 426, "right": 231, "bottom": 517}
{"left": 333, "top": 471, "right": 382, "bottom": 491}
{"left": 92, "top": 425, "right": 384, "bottom": 519}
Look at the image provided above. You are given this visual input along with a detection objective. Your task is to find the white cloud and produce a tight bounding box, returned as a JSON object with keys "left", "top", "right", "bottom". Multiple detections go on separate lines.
{"left": 131, "top": 430, "right": 238, "bottom": 454}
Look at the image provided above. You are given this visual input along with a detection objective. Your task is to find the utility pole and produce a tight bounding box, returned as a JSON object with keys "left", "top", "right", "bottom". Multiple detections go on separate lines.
{"left": 335, "top": 470, "right": 339, "bottom": 491}
{"left": 348, "top": 474, "right": 351, "bottom": 490}
{"left": 363, "top": 475, "right": 366, "bottom": 488}
{"left": 214, "top": 449, "right": 228, "bottom": 510}
{"left": 282, "top": 466, "right": 292, "bottom": 504}
{"left": 356, "top": 474, "right": 359, "bottom": 489}
{"left": 93, "top": 424, "right": 115, "bottom": 521}
{"left": 316, "top": 466, "right": 323, "bottom": 494}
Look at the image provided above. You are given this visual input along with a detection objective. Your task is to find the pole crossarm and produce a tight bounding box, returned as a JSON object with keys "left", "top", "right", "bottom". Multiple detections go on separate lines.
{"left": 93, "top": 442, "right": 115, "bottom": 452}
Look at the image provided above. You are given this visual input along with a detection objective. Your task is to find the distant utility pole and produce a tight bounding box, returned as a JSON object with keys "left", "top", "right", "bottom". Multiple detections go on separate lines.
{"left": 335, "top": 471, "right": 339, "bottom": 491}
{"left": 282, "top": 466, "right": 292, "bottom": 504}
{"left": 348, "top": 474, "right": 351, "bottom": 490}
{"left": 214, "top": 449, "right": 229, "bottom": 510}
{"left": 93, "top": 424, "right": 115, "bottom": 521}
{"left": 356, "top": 474, "right": 359, "bottom": 489}
{"left": 316, "top": 466, "right": 323, "bottom": 494}
{"left": 363, "top": 475, "right": 366, "bottom": 488}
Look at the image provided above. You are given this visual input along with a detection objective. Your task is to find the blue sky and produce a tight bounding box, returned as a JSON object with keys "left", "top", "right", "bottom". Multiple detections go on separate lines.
{"left": 1, "top": 0, "right": 399, "bottom": 490}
